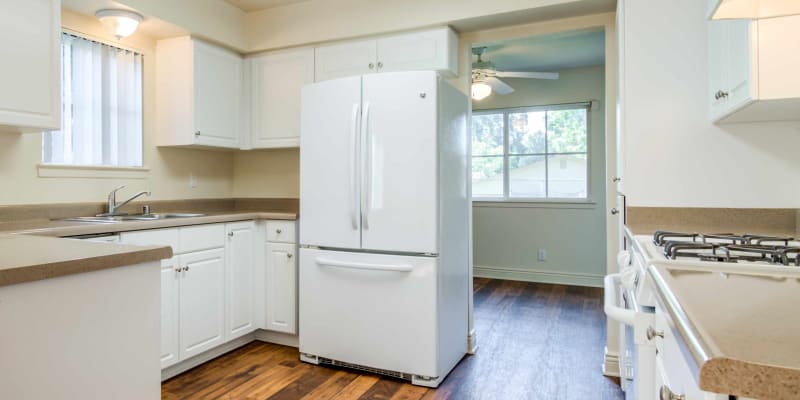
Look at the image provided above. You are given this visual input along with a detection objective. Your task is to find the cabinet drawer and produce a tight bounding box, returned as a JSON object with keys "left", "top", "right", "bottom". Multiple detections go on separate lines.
{"left": 120, "top": 228, "right": 180, "bottom": 253}
{"left": 266, "top": 221, "right": 296, "bottom": 243}
{"left": 179, "top": 224, "right": 225, "bottom": 253}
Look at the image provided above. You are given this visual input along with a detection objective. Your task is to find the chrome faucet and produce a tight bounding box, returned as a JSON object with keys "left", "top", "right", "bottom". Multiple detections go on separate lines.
{"left": 98, "top": 186, "right": 151, "bottom": 216}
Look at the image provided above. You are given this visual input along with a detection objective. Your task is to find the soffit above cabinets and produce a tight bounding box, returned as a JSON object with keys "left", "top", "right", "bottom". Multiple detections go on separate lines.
{"left": 223, "top": 0, "right": 310, "bottom": 12}
{"left": 709, "top": 0, "right": 800, "bottom": 20}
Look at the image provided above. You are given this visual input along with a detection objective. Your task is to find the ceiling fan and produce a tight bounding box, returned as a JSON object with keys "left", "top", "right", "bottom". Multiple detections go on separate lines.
{"left": 471, "top": 47, "right": 559, "bottom": 101}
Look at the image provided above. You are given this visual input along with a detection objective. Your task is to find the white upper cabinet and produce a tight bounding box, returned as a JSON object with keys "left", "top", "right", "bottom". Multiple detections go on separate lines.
{"left": 708, "top": 10, "right": 800, "bottom": 123}
{"left": 156, "top": 37, "right": 243, "bottom": 148}
{"left": 315, "top": 39, "right": 377, "bottom": 82}
{"left": 246, "top": 47, "right": 314, "bottom": 149}
{"left": 314, "top": 27, "right": 458, "bottom": 82}
{"left": 0, "top": 0, "right": 60, "bottom": 132}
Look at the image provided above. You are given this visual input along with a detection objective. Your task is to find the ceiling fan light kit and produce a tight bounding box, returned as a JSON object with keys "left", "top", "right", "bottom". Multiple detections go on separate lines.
{"left": 471, "top": 81, "right": 492, "bottom": 101}
{"left": 470, "top": 46, "right": 559, "bottom": 100}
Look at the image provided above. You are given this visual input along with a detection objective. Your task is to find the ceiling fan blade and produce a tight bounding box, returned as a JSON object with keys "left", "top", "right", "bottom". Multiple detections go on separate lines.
{"left": 496, "top": 71, "right": 559, "bottom": 80}
{"left": 485, "top": 77, "right": 514, "bottom": 95}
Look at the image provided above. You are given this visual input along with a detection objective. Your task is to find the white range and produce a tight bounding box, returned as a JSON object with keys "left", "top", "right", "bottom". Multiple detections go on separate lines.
{"left": 297, "top": 70, "right": 470, "bottom": 388}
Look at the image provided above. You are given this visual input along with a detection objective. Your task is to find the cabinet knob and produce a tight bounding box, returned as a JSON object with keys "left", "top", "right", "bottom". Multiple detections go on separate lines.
{"left": 276, "top": 229, "right": 282, "bottom": 234}
{"left": 228, "top": 231, "right": 234, "bottom": 237}
{"left": 714, "top": 90, "right": 729, "bottom": 100}
{"left": 195, "top": 130, "right": 201, "bottom": 136}
{"left": 183, "top": 266, "right": 190, "bottom": 272}
{"left": 376, "top": 61, "right": 383, "bottom": 69}
{"left": 660, "top": 385, "right": 685, "bottom": 400}
{"left": 611, "top": 208, "right": 620, "bottom": 215}
{"left": 612, "top": 176, "right": 622, "bottom": 182}
{"left": 287, "top": 253, "right": 293, "bottom": 259}
{"left": 368, "top": 62, "right": 375, "bottom": 70}
{"left": 647, "top": 326, "right": 664, "bottom": 340}
{"left": 174, "top": 267, "right": 181, "bottom": 272}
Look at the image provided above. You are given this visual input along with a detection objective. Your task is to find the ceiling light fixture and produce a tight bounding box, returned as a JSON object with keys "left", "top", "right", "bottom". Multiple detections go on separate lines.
{"left": 709, "top": 0, "right": 800, "bottom": 20}
{"left": 96, "top": 9, "right": 143, "bottom": 40}
{"left": 471, "top": 81, "right": 492, "bottom": 101}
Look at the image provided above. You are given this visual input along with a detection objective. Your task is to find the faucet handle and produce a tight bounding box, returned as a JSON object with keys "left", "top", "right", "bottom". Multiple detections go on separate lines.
{"left": 111, "top": 185, "right": 126, "bottom": 194}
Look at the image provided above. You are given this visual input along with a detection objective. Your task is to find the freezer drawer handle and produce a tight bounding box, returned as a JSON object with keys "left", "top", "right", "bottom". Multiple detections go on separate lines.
{"left": 315, "top": 257, "right": 413, "bottom": 272}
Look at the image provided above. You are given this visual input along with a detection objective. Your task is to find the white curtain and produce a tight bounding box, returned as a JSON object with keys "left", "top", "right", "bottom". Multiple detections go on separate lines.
{"left": 43, "top": 34, "right": 143, "bottom": 167}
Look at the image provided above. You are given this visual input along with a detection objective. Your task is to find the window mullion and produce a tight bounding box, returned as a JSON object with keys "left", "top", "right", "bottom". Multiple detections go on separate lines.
{"left": 544, "top": 110, "right": 549, "bottom": 198}
{"left": 503, "top": 111, "right": 510, "bottom": 200}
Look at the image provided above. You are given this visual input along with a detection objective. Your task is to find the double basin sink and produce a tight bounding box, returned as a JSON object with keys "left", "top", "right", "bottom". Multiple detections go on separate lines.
{"left": 61, "top": 213, "right": 206, "bottom": 224}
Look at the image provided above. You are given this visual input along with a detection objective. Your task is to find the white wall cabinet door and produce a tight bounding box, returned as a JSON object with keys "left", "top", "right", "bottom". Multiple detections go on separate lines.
{"left": 160, "top": 256, "right": 180, "bottom": 368}
{"left": 314, "top": 39, "right": 377, "bottom": 82}
{"left": 724, "top": 20, "right": 753, "bottom": 112}
{"left": 376, "top": 28, "right": 457, "bottom": 76}
{"left": 0, "top": 0, "right": 60, "bottom": 132}
{"left": 225, "top": 221, "right": 256, "bottom": 340}
{"left": 179, "top": 248, "right": 226, "bottom": 360}
{"left": 265, "top": 242, "right": 297, "bottom": 334}
{"left": 248, "top": 47, "right": 314, "bottom": 148}
{"left": 193, "top": 40, "right": 243, "bottom": 148}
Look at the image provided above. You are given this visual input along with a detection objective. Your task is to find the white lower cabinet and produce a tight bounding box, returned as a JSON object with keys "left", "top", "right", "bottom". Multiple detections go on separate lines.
{"left": 160, "top": 256, "right": 180, "bottom": 368}
{"left": 265, "top": 242, "right": 297, "bottom": 334}
{"left": 178, "top": 248, "right": 226, "bottom": 360}
{"left": 225, "top": 221, "right": 256, "bottom": 340}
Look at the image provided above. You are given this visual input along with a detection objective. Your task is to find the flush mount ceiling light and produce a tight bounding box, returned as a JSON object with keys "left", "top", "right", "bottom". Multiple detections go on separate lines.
{"left": 709, "top": 0, "right": 800, "bottom": 20}
{"left": 96, "top": 9, "right": 143, "bottom": 40}
{"left": 471, "top": 81, "right": 492, "bottom": 101}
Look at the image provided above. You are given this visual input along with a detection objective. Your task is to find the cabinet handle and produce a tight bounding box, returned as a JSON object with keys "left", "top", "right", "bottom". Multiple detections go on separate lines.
{"left": 195, "top": 130, "right": 201, "bottom": 137}
{"left": 228, "top": 231, "right": 234, "bottom": 237}
{"left": 611, "top": 208, "right": 620, "bottom": 215}
{"left": 368, "top": 62, "right": 375, "bottom": 70}
{"left": 714, "top": 90, "right": 729, "bottom": 100}
{"left": 613, "top": 176, "right": 622, "bottom": 182}
{"left": 183, "top": 266, "right": 190, "bottom": 272}
{"left": 276, "top": 229, "right": 282, "bottom": 234}
{"left": 376, "top": 61, "right": 383, "bottom": 69}
{"left": 647, "top": 326, "right": 664, "bottom": 340}
{"left": 660, "top": 385, "right": 685, "bottom": 400}
{"left": 174, "top": 267, "right": 181, "bottom": 272}
{"left": 287, "top": 253, "right": 293, "bottom": 259}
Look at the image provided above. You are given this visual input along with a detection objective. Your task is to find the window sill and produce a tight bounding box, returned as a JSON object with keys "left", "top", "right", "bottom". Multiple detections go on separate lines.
{"left": 472, "top": 199, "right": 597, "bottom": 209}
{"left": 37, "top": 163, "right": 149, "bottom": 179}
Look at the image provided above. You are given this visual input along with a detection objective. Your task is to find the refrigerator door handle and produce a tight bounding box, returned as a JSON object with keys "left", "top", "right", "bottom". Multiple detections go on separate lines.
{"left": 360, "top": 102, "right": 372, "bottom": 230}
{"left": 315, "top": 257, "right": 413, "bottom": 273}
{"left": 349, "top": 103, "right": 360, "bottom": 230}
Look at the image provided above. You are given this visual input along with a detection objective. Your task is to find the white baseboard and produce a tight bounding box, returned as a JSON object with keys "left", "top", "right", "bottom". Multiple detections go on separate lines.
{"left": 602, "top": 346, "right": 621, "bottom": 377}
{"left": 161, "top": 329, "right": 300, "bottom": 381}
{"left": 254, "top": 330, "right": 299, "bottom": 348}
{"left": 474, "top": 265, "right": 604, "bottom": 287}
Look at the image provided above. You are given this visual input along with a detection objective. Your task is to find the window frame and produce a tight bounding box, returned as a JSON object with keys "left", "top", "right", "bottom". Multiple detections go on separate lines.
{"left": 471, "top": 102, "right": 592, "bottom": 203}
{"left": 40, "top": 30, "right": 146, "bottom": 175}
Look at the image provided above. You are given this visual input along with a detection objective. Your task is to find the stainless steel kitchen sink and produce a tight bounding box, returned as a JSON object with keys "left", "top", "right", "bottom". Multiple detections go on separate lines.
{"left": 59, "top": 213, "right": 206, "bottom": 223}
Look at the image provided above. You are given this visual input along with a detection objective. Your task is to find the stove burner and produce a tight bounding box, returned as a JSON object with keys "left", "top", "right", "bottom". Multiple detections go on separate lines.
{"left": 654, "top": 231, "right": 800, "bottom": 266}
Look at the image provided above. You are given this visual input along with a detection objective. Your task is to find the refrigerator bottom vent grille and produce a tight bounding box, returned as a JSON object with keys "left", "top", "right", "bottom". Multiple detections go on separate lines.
{"left": 318, "top": 357, "right": 412, "bottom": 381}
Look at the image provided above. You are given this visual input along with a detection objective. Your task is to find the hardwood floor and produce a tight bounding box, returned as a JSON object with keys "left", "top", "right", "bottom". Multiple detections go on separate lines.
{"left": 162, "top": 278, "right": 624, "bottom": 399}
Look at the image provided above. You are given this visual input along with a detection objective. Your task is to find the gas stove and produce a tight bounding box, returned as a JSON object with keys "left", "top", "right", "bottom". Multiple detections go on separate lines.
{"left": 651, "top": 231, "right": 800, "bottom": 266}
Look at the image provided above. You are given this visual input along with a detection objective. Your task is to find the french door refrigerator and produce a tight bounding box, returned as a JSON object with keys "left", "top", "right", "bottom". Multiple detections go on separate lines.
{"left": 298, "top": 71, "right": 469, "bottom": 387}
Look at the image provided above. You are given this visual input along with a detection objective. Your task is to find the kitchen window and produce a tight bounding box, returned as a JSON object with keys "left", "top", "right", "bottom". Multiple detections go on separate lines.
{"left": 471, "top": 103, "right": 589, "bottom": 201}
{"left": 42, "top": 33, "right": 143, "bottom": 167}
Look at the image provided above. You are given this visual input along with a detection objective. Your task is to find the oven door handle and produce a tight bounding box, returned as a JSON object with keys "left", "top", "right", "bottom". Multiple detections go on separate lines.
{"left": 604, "top": 273, "right": 637, "bottom": 325}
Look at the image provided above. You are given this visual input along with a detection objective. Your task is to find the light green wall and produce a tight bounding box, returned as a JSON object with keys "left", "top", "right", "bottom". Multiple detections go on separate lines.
{"left": 472, "top": 64, "right": 607, "bottom": 286}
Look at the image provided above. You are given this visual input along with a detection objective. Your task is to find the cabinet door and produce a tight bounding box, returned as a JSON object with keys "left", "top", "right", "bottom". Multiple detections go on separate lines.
{"left": 160, "top": 256, "right": 180, "bottom": 368}
{"left": 225, "top": 222, "right": 256, "bottom": 340}
{"left": 724, "top": 19, "right": 754, "bottom": 111}
{"left": 265, "top": 242, "right": 297, "bottom": 334}
{"left": 314, "top": 39, "right": 377, "bottom": 82}
{"left": 179, "top": 248, "right": 226, "bottom": 360}
{"left": 193, "top": 40, "right": 242, "bottom": 148}
{"left": 249, "top": 48, "right": 314, "bottom": 148}
{"left": 0, "top": 0, "right": 60, "bottom": 131}
{"left": 376, "top": 28, "right": 457, "bottom": 76}
{"left": 708, "top": 19, "right": 729, "bottom": 121}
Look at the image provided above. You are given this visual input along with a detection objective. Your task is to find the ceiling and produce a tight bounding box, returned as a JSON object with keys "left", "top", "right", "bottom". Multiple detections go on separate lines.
{"left": 223, "top": 0, "right": 310, "bottom": 11}
{"left": 474, "top": 29, "right": 605, "bottom": 73}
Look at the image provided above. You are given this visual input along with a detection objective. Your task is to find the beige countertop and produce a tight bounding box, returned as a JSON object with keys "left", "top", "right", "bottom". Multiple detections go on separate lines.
{"left": 0, "top": 210, "right": 297, "bottom": 287}
{"left": 648, "top": 263, "right": 800, "bottom": 400}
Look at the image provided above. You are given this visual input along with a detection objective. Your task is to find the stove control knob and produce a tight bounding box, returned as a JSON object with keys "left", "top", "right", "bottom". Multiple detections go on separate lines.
{"left": 647, "top": 326, "right": 664, "bottom": 341}
{"left": 660, "top": 385, "right": 685, "bottom": 400}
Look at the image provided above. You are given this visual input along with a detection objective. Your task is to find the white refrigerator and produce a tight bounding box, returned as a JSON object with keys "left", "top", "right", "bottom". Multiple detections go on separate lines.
{"left": 298, "top": 71, "right": 469, "bottom": 387}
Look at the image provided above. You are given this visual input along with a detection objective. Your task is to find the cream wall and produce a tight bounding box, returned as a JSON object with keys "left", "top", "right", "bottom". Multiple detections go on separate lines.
{"left": 472, "top": 65, "right": 607, "bottom": 286}
{"left": 0, "top": 10, "right": 234, "bottom": 206}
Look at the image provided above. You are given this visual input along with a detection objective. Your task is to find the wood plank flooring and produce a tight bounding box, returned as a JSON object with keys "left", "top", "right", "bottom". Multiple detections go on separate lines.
{"left": 162, "top": 278, "right": 624, "bottom": 400}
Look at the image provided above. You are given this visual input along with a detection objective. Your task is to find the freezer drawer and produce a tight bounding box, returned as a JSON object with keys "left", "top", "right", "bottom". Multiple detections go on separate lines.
{"left": 299, "top": 248, "right": 438, "bottom": 378}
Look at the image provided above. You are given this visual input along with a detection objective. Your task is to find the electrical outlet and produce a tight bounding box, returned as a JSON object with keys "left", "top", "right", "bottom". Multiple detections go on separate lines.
{"left": 189, "top": 173, "right": 198, "bottom": 188}
{"left": 538, "top": 249, "right": 546, "bottom": 261}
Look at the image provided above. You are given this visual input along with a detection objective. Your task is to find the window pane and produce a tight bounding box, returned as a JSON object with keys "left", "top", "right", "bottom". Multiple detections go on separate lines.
{"left": 509, "top": 155, "right": 546, "bottom": 198}
{"left": 472, "top": 156, "right": 504, "bottom": 197}
{"left": 547, "top": 109, "right": 587, "bottom": 153}
{"left": 547, "top": 154, "right": 587, "bottom": 198}
{"left": 471, "top": 114, "right": 504, "bottom": 156}
{"left": 509, "top": 111, "right": 546, "bottom": 154}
